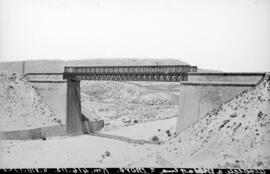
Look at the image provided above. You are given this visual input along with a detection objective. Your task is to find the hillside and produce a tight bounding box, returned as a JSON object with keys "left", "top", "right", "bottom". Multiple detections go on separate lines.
{"left": 0, "top": 73, "right": 62, "bottom": 131}
{"left": 81, "top": 80, "right": 180, "bottom": 130}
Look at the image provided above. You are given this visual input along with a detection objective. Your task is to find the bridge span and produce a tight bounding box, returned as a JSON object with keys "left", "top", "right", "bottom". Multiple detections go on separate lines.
{"left": 63, "top": 65, "right": 197, "bottom": 134}
{"left": 25, "top": 67, "right": 266, "bottom": 136}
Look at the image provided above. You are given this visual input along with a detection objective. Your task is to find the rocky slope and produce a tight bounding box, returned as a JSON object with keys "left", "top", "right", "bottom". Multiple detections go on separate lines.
{"left": 0, "top": 73, "right": 62, "bottom": 131}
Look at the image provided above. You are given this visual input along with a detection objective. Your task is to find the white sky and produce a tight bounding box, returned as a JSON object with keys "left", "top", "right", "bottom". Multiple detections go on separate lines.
{"left": 0, "top": 0, "right": 269, "bottom": 72}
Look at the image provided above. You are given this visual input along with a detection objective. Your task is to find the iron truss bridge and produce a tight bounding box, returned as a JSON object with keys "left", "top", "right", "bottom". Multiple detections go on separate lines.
{"left": 63, "top": 65, "right": 197, "bottom": 82}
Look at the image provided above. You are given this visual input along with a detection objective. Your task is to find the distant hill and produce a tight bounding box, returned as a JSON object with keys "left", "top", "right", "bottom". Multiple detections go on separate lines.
{"left": 0, "top": 58, "right": 218, "bottom": 75}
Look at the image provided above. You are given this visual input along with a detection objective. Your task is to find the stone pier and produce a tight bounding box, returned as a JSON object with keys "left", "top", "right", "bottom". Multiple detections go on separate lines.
{"left": 66, "top": 80, "right": 83, "bottom": 135}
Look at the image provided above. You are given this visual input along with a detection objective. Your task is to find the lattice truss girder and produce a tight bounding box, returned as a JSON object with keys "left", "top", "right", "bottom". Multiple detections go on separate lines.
{"left": 63, "top": 65, "right": 197, "bottom": 81}
{"left": 63, "top": 73, "right": 188, "bottom": 82}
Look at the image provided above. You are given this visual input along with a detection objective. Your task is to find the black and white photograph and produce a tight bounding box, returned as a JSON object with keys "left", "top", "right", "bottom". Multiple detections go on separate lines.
{"left": 0, "top": 0, "right": 270, "bottom": 171}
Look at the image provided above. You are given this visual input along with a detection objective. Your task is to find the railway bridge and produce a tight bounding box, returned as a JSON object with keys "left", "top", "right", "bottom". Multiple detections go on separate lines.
{"left": 63, "top": 65, "right": 197, "bottom": 134}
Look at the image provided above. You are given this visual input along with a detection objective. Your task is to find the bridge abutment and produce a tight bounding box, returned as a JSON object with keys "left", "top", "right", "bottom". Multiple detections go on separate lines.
{"left": 176, "top": 73, "right": 265, "bottom": 134}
